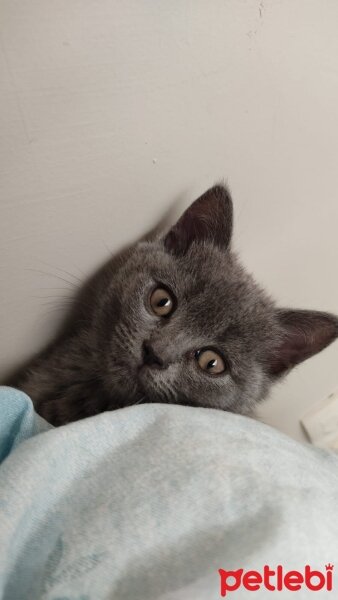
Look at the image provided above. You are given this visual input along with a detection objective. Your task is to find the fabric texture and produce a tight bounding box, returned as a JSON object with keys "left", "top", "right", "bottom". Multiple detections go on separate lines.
{"left": 0, "top": 386, "right": 337, "bottom": 600}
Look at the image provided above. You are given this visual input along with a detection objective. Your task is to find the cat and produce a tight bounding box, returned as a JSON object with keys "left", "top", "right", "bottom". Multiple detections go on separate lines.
{"left": 7, "top": 184, "right": 338, "bottom": 426}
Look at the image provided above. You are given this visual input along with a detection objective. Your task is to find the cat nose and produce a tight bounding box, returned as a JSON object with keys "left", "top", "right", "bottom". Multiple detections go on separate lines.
{"left": 142, "top": 341, "right": 166, "bottom": 369}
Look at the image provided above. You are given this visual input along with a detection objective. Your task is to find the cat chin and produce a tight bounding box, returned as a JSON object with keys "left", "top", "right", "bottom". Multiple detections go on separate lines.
{"left": 136, "top": 368, "right": 174, "bottom": 405}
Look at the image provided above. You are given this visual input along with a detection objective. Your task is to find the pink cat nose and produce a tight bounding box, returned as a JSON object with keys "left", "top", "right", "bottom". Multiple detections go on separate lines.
{"left": 142, "top": 341, "right": 167, "bottom": 369}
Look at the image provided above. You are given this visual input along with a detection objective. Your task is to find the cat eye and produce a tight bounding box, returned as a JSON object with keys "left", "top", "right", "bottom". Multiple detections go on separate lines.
{"left": 149, "top": 286, "right": 175, "bottom": 317}
{"left": 195, "top": 348, "right": 226, "bottom": 375}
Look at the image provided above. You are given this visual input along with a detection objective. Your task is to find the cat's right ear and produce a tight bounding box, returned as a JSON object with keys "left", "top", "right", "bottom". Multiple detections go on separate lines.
{"left": 269, "top": 309, "right": 338, "bottom": 377}
{"left": 163, "top": 184, "right": 233, "bottom": 256}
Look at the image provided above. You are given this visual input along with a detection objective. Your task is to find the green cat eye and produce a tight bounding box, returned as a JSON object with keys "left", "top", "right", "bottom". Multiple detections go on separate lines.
{"left": 195, "top": 348, "right": 226, "bottom": 375}
{"left": 149, "top": 286, "right": 175, "bottom": 317}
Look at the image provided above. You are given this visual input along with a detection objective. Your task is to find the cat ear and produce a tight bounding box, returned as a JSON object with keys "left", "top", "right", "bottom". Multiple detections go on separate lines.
{"left": 269, "top": 309, "right": 338, "bottom": 377}
{"left": 164, "top": 184, "right": 233, "bottom": 255}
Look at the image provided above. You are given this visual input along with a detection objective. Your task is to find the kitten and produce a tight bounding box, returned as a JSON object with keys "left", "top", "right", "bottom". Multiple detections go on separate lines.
{"left": 8, "top": 185, "right": 338, "bottom": 426}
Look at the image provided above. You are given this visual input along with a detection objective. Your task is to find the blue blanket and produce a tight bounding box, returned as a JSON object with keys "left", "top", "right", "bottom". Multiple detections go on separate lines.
{"left": 0, "top": 386, "right": 337, "bottom": 599}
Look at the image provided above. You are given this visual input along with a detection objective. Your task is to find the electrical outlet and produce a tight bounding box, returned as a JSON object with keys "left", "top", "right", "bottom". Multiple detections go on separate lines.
{"left": 300, "top": 390, "right": 338, "bottom": 450}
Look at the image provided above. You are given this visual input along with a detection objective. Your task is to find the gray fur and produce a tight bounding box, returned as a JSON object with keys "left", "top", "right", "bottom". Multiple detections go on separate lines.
{"left": 8, "top": 185, "right": 338, "bottom": 426}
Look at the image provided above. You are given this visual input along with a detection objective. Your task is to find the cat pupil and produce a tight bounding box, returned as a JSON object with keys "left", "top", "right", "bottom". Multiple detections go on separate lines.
{"left": 158, "top": 298, "right": 169, "bottom": 307}
{"left": 208, "top": 359, "right": 217, "bottom": 369}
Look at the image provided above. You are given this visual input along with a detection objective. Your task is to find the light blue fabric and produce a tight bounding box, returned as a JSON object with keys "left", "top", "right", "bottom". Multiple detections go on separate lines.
{"left": 0, "top": 386, "right": 337, "bottom": 600}
{"left": 0, "top": 387, "right": 51, "bottom": 462}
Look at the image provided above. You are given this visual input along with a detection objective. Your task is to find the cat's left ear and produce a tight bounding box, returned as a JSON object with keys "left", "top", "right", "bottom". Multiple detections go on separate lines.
{"left": 164, "top": 184, "right": 233, "bottom": 256}
{"left": 269, "top": 309, "right": 338, "bottom": 377}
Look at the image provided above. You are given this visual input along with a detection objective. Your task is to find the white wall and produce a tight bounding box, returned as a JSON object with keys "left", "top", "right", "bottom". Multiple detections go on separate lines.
{"left": 1, "top": 0, "right": 337, "bottom": 442}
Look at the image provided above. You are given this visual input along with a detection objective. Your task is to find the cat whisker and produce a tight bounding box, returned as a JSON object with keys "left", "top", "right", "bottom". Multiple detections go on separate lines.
{"left": 133, "top": 395, "right": 146, "bottom": 405}
{"left": 25, "top": 268, "right": 79, "bottom": 290}
{"left": 37, "top": 260, "right": 85, "bottom": 283}
{"left": 165, "top": 381, "right": 176, "bottom": 402}
{"left": 115, "top": 322, "right": 137, "bottom": 356}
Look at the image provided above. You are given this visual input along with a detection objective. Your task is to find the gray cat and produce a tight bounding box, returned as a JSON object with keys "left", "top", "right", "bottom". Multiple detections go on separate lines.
{"left": 8, "top": 185, "right": 338, "bottom": 426}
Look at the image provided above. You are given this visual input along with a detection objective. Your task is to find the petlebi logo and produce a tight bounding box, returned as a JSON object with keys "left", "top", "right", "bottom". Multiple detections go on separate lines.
{"left": 218, "top": 564, "right": 334, "bottom": 596}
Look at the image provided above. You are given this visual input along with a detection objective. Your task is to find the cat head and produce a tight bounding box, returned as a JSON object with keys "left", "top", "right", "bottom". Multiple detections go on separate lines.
{"left": 89, "top": 185, "right": 337, "bottom": 415}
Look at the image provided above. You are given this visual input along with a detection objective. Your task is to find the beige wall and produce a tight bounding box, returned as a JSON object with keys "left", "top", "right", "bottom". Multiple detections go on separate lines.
{"left": 1, "top": 0, "right": 337, "bottom": 441}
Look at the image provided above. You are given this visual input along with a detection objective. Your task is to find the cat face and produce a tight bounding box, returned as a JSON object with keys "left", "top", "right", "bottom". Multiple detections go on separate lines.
{"left": 89, "top": 185, "right": 337, "bottom": 416}
{"left": 94, "top": 242, "right": 273, "bottom": 414}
